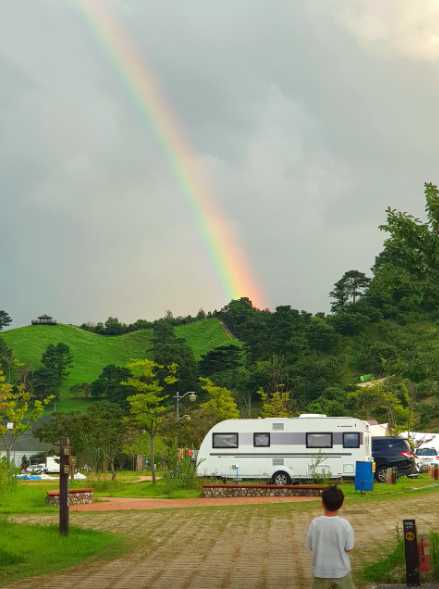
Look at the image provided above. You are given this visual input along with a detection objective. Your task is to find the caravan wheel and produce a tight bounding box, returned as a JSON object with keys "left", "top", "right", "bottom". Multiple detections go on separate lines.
{"left": 272, "top": 471, "right": 291, "bottom": 485}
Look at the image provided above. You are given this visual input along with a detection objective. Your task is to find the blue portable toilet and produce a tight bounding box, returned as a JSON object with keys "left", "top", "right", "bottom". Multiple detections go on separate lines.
{"left": 355, "top": 461, "right": 374, "bottom": 492}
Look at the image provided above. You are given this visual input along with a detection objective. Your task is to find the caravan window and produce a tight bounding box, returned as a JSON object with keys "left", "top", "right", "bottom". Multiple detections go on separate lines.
{"left": 306, "top": 433, "right": 333, "bottom": 448}
{"left": 254, "top": 433, "right": 270, "bottom": 447}
{"left": 212, "top": 433, "right": 238, "bottom": 449}
{"left": 343, "top": 433, "right": 360, "bottom": 448}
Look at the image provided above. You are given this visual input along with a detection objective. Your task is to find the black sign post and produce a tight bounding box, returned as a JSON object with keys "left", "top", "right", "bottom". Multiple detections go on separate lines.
{"left": 403, "top": 519, "right": 420, "bottom": 587}
{"left": 59, "top": 437, "right": 70, "bottom": 536}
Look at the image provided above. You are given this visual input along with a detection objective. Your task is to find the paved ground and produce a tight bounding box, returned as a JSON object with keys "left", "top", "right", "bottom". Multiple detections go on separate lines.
{"left": 71, "top": 495, "right": 318, "bottom": 511}
{"left": 5, "top": 493, "right": 439, "bottom": 589}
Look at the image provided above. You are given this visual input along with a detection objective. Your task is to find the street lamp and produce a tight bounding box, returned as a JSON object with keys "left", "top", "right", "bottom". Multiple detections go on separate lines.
{"left": 174, "top": 391, "right": 197, "bottom": 422}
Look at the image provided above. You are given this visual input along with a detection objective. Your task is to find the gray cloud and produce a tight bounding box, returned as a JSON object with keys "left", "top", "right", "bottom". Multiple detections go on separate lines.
{"left": 1, "top": 0, "right": 438, "bottom": 326}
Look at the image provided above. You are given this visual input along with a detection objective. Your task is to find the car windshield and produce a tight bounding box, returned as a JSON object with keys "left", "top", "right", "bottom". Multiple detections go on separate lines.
{"left": 372, "top": 438, "right": 409, "bottom": 451}
{"left": 416, "top": 448, "right": 437, "bottom": 456}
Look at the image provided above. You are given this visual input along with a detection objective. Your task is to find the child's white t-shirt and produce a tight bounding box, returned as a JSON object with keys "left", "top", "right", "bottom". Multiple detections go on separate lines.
{"left": 306, "top": 515, "right": 354, "bottom": 578}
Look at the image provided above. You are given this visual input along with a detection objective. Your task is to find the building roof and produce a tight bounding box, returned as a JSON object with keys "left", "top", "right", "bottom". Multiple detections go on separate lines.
{"left": 0, "top": 425, "right": 53, "bottom": 453}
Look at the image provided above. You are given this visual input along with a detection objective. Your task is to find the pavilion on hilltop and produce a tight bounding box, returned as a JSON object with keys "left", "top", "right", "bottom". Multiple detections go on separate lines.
{"left": 31, "top": 314, "right": 58, "bottom": 326}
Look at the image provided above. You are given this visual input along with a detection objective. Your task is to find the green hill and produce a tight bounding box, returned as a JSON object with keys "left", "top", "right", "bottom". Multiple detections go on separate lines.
{"left": 2, "top": 319, "right": 238, "bottom": 412}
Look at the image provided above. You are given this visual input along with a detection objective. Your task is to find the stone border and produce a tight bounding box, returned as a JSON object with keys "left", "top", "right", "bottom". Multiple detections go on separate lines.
{"left": 47, "top": 488, "right": 94, "bottom": 506}
{"left": 202, "top": 483, "right": 325, "bottom": 497}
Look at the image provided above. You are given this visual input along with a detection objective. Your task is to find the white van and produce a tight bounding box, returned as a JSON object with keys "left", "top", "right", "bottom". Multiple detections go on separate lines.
{"left": 197, "top": 414, "right": 372, "bottom": 484}
{"left": 45, "top": 456, "right": 60, "bottom": 474}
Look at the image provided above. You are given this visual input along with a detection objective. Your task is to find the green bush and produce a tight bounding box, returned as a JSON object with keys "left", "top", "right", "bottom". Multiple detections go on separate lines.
{"left": 163, "top": 450, "right": 200, "bottom": 493}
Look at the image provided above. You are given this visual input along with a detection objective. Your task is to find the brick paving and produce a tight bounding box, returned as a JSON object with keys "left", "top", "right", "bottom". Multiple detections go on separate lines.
{"left": 4, "top": 493, "right": 439, "bottom": 589}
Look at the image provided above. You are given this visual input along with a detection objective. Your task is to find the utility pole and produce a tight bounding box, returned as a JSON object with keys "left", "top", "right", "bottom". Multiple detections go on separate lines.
{"left": 59, "top": 437, "right": 71, "bottom": 536}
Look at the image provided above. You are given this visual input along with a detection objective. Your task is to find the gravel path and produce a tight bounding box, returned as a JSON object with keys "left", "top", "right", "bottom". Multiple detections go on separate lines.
{"left": 5, "top": 493, "right": 439, "bottom": 589}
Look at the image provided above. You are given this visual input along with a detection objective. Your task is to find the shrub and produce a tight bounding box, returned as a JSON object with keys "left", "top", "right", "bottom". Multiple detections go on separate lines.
{"left": 162, "top": 450, "right": 200, "bottom": 493}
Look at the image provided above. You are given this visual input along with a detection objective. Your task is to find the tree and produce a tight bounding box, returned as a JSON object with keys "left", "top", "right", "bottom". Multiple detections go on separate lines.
{"left": 152, "top": 321, "right": 197, "bottom": 393}
{"left": 0, "top": 338, "right": 15, "bottom": 383}
{"left": 36, "top": 404, "right": 126, "bottom": 477}
{"left": 31, "top": 343, "right": 73, "bottom": 401}
{"left": 259, "top": 389, "right": 292, "bottom": 417}
{"left": 330, "top": 270, "right": 371, "bottom": 312}
{"left": 198, "top": 345, "right": 243, "bottom": 377}
{"left": 84, "top": 402, "right": 126, "bottom": 479}
{"left": 0, "top": 311, "right": 12, "bottom": 331}
{"left": 348, "top": 382, "right": 409, "bottom": 430}
{"left": 0, "top": 370, "right": 52, "bottom": 462}
{"left": 104, "top": 317, "right": 126, "bottom": 335}
{"left": 126, "top": 359, "right": 175, "bottom": 484}
{"left": 90, "top": 365, "right": 133, "bottom": 406}
{"left": 199, "top": 378, "right": 240, "bottom": 423}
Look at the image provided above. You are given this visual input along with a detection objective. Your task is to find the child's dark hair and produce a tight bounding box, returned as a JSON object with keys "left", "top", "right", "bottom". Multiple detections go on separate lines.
{"left": 322, "top": 486, "right": 344, "bottom": 512}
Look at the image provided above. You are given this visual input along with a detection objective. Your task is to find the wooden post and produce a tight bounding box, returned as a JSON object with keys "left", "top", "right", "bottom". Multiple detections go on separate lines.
{"left": 59, "top": 438, "right": 70, "bottom": 536}
{"left": 403, "top": 519, "right": 420, "bottom": 586}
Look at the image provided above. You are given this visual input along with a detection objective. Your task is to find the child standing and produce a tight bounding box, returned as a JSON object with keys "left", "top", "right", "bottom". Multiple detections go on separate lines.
{"left": 306, "top": 486, "right": 355, "bottom": 589}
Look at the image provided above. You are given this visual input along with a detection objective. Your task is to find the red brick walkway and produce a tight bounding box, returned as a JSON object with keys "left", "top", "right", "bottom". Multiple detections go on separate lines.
{"left": 71, "top": 494, "right": 318, "bottom": 512}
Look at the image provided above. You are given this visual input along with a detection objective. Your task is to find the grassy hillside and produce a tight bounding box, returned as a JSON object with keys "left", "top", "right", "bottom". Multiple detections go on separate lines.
{"left": 2, "top": 319, "right": 238, "bottom": 412}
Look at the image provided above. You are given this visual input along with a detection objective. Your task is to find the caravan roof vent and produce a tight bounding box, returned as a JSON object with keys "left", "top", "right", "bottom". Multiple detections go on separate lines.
{"left": 298, "top": 413, "right": 327, "bottom": 418}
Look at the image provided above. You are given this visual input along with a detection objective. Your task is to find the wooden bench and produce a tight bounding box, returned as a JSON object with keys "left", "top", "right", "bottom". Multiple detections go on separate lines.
{"left": 202, "top": 483, "right": 325, "bottom": 498}
{"left": 46, "top": 488, "right": 94, "bottom": 506}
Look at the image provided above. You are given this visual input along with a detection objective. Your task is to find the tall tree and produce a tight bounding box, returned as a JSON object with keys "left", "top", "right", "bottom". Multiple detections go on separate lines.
{"left": 152, "top": 321, "right": 197, "bottom": 392}
{"left": 0, "top": 370, "right": 52, "bottom": 462}
{"left": 198, "top": 345, "right": 243, "bottom": 377}
{"left": 31, "top": 343, "right": 73, "bottom": 401}
{"left": 259, "top": 389, "right": 292, "bottom": 417}
{"left": 126, "top": 359, "right": 175, "bottom": 484}
{"left": 90, "top": 364, "right": 133, "bottom": 406}
{"left": 330, "top": 270, "right": 371, "bottom": 311}
{"left": 0, "top": 338, "right": 15, "bottom": 383}
{"left": 0, "top": 311, "right": 12, "bottom": 331}
{"left": 198, "top": 378, "right": 240, "bottom": 423}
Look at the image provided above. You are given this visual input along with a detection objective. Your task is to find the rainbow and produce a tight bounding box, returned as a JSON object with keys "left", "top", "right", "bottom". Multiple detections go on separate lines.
{"left": 77, "top": 0, "right": 266, "bottom": 308}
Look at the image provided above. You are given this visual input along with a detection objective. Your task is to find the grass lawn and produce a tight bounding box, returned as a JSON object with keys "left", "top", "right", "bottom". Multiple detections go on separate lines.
{"left": 340, "top": 473, "right": 439, "bottom": 504}
{"left": 3, "top": 474, "right": 439, "bottom": 515}
{"left": 358, "top": 531, "right": 439, "bottom": 585}
{"left": 0, "top": 518, "right": 127, "bottom": 586}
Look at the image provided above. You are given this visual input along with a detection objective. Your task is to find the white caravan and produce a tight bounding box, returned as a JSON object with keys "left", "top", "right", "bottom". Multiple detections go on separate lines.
{"left": 197, "top": 414, "right": 372, "bottom": 484}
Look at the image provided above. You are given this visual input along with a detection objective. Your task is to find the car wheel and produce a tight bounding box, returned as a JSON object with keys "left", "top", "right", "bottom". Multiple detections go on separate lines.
{"left": 272, "top": 471, "right": 291, "bottom": 485}
{"left": 376, "top": 467, "right": 387, "bottom": 483}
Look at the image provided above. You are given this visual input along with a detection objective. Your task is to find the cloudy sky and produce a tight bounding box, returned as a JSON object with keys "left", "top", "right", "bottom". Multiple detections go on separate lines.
{"left": 1, "top": 1, "right": 439, "bottom": 327}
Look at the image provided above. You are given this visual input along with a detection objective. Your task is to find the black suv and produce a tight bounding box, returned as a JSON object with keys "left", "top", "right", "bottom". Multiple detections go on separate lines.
{"left": 372, "top": 437, "right": 417, "bottom": 482}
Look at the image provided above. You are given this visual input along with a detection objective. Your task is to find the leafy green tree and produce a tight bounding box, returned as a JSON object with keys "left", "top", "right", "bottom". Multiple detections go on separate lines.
{"left": 104, "top": 317, "right": 126, "bottom": 335}
{"left": 330, "top": 270, "right": 371, "bottom": 311}
{"left": 152, "top": 321, "right": 197, "bottom": 392}
{"left": 259, "top": 389, "right": 292, "bottom": 417}
{"left": 31, "top": 343, "right": 73, "bottom": 401}
{"left": 307, "top": 317, "right": 340, "bottom": 353}
{"left": 368, "top": 183, "right": 439, "bottom": 315}
{"left": 0, "top": 338, "right": 15, "bottom": 383}
{"left": 199, "top": 378, "right": 240, "bottom": 422}
{"left": 84, "top": 402, "right": 126, "bottom": 479}
{"left": 90, "top": 365, "right": 133, "bottom": 406}
{"left": 0, "top": 311, "right": 12, "bottom": 331}
{"left": 306, "top": 387, "right": 348, "bottom": 417}
{"left": 126, "top": 359, "right": 175, "bottom": 484}
{"left": 198, "top": 345, "right": 243, "bottom": 377}
{"left": 0, "top": 370, "right": 52, "bottom": 462}
{"left": 36, "top": 403, "right": 126, "bottom": 477}
{"left": 348, "top": 382, "right": 409, "bottom": 429}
